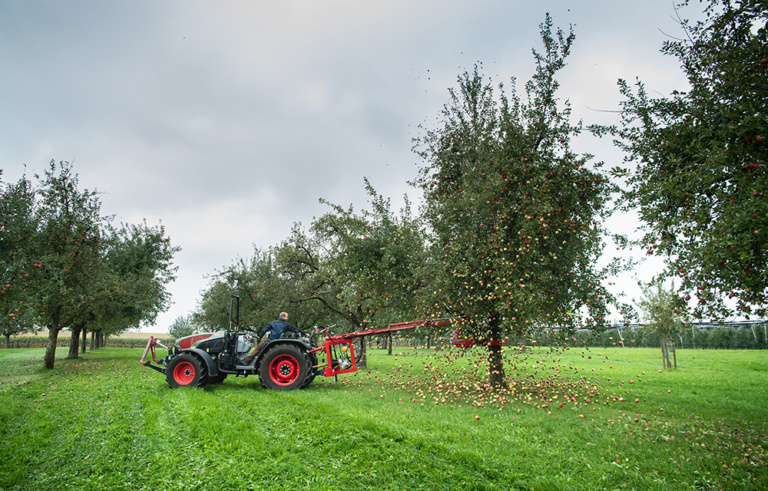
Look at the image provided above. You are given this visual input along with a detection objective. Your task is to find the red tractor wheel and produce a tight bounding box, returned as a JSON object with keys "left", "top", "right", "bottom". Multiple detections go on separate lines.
{"left": 259, "top": 345, "right": 308, "bottom": 391}
{"left": 166, "top": 354, "right": 206, "bottom": 388}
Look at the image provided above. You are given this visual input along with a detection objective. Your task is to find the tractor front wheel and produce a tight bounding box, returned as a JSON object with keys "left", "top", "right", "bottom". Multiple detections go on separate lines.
{"left": 259, "top": 345, "right": 308, "bottom": 391}
{"left": 166, "top": 354, "right": 206, "bottom": 388}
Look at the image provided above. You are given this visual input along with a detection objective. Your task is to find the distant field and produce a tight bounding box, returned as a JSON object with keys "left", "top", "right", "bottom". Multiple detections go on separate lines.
{"left": 114, "top": 331, "right": 168, "bottom": 339}
{"left": 30, "top": 329, "right": 170, "bottom": 339}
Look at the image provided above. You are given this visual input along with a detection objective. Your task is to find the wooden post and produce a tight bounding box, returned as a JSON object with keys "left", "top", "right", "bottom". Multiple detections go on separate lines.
{"left": 661, "top": 336, "right": 674, "bottom": 370}
{"left": 670, "top": 342, "right": 677, "bottom": 370}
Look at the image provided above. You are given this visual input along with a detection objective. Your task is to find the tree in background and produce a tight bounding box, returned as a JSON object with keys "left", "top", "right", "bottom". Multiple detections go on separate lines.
{"left": 168, "top": 314, "right": 198, "bottom": 339}
{"left": 86, "top": 221, "right": 180, "bottom": 350}
{"left": 0, "top": 171, "right": 40, "bottom": 347}
{"left": 273, "top": 180, "right": 426, "bottom": 365}
{"left": 277, "top": 182, "right": 424, "bottom": 327}
{"left": 194, "top": 247, "right": 324, "bottom": 332}
{"left": 639, "top": 280, "right": 690, "bottom": 369}
{"left": 414, "top": 16, "right": 615, "bottom": 388}
{"left": 594, "top": 0, "right": 767, "bottom": 320}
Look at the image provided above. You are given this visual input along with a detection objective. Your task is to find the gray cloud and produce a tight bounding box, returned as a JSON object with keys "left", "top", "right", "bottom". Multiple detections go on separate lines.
{"left": 1, "top": 0, "right": 701, "bottom": 330}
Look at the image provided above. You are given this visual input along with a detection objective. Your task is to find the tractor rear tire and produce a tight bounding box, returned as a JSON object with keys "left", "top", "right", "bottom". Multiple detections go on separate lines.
{"left": 301, "top": 352, "right": 318, "bottom": 388}
{"left": 259, "top": 345, "right": 308, "bottom": 391}
{"left": 166, "top": 354, "right": 206, "bottom": 388}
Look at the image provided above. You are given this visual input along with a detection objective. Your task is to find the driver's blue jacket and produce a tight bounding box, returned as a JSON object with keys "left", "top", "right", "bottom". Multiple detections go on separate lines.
{"left": 259, "top": 318, "right": 303, "bottom": 340}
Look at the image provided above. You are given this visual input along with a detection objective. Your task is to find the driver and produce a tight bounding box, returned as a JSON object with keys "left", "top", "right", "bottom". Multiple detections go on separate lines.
{"left": 242, "top": 312, "right": 307, "bottom": 364}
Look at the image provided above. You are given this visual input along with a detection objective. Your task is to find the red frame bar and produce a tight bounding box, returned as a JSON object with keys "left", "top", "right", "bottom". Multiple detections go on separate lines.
{"left": 140, "top": 337, "right": 160, "bottom": 365}
{"left": 326, "top": 317, "right": 464, "bottom": 342}
{"left": 314, "top": 317, "right": 466, "bottom": 377}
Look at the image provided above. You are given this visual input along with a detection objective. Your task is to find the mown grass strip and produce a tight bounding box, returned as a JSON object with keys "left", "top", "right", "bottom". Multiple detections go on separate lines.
{"left": 0, "top": 347, "right": 765, "bottom": 490}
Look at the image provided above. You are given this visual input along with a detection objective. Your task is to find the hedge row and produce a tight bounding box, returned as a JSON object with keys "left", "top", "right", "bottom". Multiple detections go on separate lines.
{"left": 528, "top": 326, "right": 768, "bottom": 350}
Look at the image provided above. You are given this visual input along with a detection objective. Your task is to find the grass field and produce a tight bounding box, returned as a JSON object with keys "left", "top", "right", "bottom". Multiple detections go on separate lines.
{"left": 0, "top": 345, "right": 766, "bottom": 490}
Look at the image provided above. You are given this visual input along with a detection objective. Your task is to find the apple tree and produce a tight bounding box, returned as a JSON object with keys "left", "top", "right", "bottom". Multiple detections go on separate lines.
{"left": 84, "top": 220, "right": 180, "bottom": 351}
{"left": 413, "top": 16, "right": 615, "bottom": 388}
{"left": 28, "top": 161, "right": 106, "bottom": 368}
{"left": 0, "top": 172, "right": 40, "bottom": 347}
{"left": 593, "top": 0, "right": 768, "bottom": 320}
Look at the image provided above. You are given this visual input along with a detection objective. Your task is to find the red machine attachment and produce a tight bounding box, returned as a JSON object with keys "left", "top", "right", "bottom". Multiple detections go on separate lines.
{"left": 311, "top": 317, "right": 463, "bottom": 378}
{"left": 139, "top": 336, "right": 169, "bottom": 366}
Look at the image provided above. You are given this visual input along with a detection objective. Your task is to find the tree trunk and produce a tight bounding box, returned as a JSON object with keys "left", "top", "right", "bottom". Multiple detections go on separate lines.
{"left": 388, "top": 333, "right": 392, "bottom": 355}
{"left": 4, "top": 333, "right": 9, "bottom": 349}
{"left": 81, "top": 327, "right": 87, "bottom": 353}
{"left": 44, "top": 326, "right": 60, "bottom": 369}
{"left": 487, "top": 320, "right": 506, "bottom": 389}
{"left": 355, "top": 336, "right": 367, "bottom": 368}
{"left": 671, "top": 342, "right": 677, "bottom": 369}
{"left": 68, "top": 321, "right": 87, "bottom": 359}
{"left": 661, "top": 334, "right": 674, "bottom": 370}
{"left": 68, "top": 327, "right": 80, "bottom": 359}
{"left": 44, "top": 307, "right": 63, "bottom": 369}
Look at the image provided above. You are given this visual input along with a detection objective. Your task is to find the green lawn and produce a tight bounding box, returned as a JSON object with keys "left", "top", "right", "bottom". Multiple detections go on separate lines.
{"left": 0, "top": 346, "right": 766, "bottom": 490}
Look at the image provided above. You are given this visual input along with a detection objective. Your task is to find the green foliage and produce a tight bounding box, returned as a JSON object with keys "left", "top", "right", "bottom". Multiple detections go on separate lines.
{"left": 0, "top": 347, "right": 766, "bottom": 490}
{"left": 638, "top": 281, "right": 691, "bottom": 344}
{"left": 593, "top": 0, "right": 768, "bottom": 320}
{"left": 272, "top": 179, "right": 426, "bottom": 330}
{"left": 168, "top": 315, "right": 198, "bottom": 339}
{"left": 0, "top": 172, "right": 39, "bottom": 340}
{"left": 96, "top": 221, "right": 180, "bottom": 333}
{"left": 525, "top": 323, "right": 768, "bottom": 350}
{"left": 194, "top": 247, "right": 325, "bottom": 332}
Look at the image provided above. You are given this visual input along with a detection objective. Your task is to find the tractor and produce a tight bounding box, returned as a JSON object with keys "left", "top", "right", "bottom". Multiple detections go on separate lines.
{"left": 140, "top": 294, "right": 458, "bottom": 390}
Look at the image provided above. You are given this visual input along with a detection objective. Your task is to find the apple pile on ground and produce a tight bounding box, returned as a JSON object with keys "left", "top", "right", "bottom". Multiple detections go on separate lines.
{"left": 336, "top": 345, "right": 675, "bottom": 427}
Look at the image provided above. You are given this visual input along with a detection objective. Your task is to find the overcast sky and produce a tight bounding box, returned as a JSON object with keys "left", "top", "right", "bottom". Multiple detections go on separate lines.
{"left": 2, "top": 0, "right": 698, "bottom": 332}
